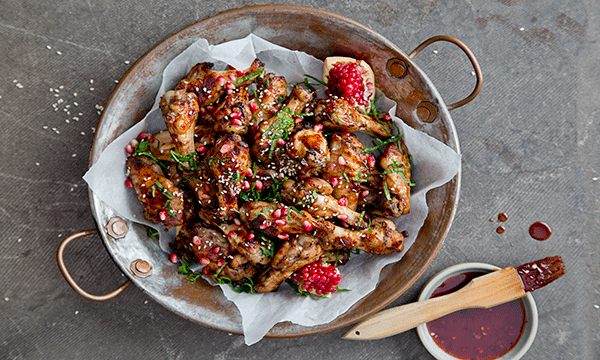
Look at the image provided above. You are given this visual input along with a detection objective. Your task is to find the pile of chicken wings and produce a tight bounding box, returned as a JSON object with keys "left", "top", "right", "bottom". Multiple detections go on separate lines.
{"left": 125, "top": 58, "right": 413, "bottom": 294}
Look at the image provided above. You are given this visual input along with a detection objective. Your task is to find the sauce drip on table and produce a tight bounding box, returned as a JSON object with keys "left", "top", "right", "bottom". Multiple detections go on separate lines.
{"left": 426, "top": 272, "right": 526, "bottom": 360}
{"left": 529, "top": 221, "right": 552, "bottom": 241}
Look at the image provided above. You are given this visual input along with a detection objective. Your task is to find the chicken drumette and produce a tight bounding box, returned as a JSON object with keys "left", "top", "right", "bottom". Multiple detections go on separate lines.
{"left": 314, "top": 96, "right": 392, "bottom": 138}
{"left": 159, "top": 89, "right": 200, "bottom": 156}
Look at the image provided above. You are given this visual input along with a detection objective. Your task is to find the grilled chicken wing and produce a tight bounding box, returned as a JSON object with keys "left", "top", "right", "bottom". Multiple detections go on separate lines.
{"left": 174, "top": 222, "right": 256, "bottom": 282}
{"left": 252, "top": 85, "right": 314, "bottom": 164}
{"left": 280, "top": 178, "right": 368, "bottom": 229}
{"left": 321, "top": 133, "right": 374, "bottom": 210}
{"left": 212, "top": 87, "right": 252, "bottom": 135}
{"left": 285, "top": 127, "right": 330, "bottom": 177}
{"left": 248, "top": 73, "right": 288, "bottom": 133}
{"left": 219, "top": 222, "right": 271, "bottom": 266}
{"left": 322, "top": 217, "right": 404, "bottom": 255}
{"left": 239, "top": 201, "right": 334, "bottom": 239}
{"left": 175, "top": 59, "right": 264, "bottom": 107}
{"left": 207, "top": 134, "right": 252, "bottom": 220}
{"left": 314, "top": 96, "right": 391, "bottom": 138}
{"left": 159, "top": 89, "right": 200, "bottom": 156}
{"left": 254, "top": 234, "right": 322, "bottom": 293}
{"left": 379, "top": 140, "right": 411, "bottom": 216}
{"left": 126, "top": 156, "right": 190, "bottom": 227}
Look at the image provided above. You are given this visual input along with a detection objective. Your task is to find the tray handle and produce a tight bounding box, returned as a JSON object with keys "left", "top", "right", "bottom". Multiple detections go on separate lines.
{"left": 408, "top": 35, "right": 482, "bottom": 110}
{"left": 57, "top": 229, "right": 131, "bottom": 301}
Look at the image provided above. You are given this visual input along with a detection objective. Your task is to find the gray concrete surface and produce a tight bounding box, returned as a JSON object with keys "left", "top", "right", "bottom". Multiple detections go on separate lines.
{"left": 1, "top": 0, "right": 598, "bottom": 359}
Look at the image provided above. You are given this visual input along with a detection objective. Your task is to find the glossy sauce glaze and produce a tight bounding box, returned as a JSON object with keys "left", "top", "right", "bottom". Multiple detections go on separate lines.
{"left": 529, "top": 221, "right": 552, "bottom": 241}
{"left": 426, "top": 272, "right": 526, "bottom": 360}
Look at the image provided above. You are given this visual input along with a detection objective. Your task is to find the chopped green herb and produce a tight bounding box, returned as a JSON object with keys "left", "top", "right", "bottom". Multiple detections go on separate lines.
{"left": 236, "top": 68, "right": 264, "bottom": 85}
{"left": 146, "top": 227, "right": 159, "bottom": 238}
{"left": 383, "top": 182, "right": 392, "bottom": 201}
{"left": 131, "top": 140, "right": 168, "bottom": 169}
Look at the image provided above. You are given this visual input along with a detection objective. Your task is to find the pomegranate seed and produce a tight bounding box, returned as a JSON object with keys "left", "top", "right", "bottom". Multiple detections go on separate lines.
{"left": 303, "top": 221, "right": 313, "bottom": 232}
{"left": 273, "top": 209, "right": 282, "bottom": 219}
{"left": 277, "top": 233, "right": 289, "bottom": 240}
{"left": 226, "top": 89, "right": 234, "bottom": 95}
{"left": 220, "top": 143, "right": 232, "bottom": 153}
{"left": 196, "top": 145, "right": 206, "bottom": 153}
{"left": 259, "top": 221, "right": 270, "bottom": 230}
{"left": 281, "top": 207, "right": 288, "bottom": 217}
{"left": 228, "top": 231, "right": 236, "bottom": 238}
{"left": 200, "top": 257, "right": 210, "bottom": 265}
{"left": 330, "top": 177, "right": 338, "bottom": 187}
{"left": 243, "top": 180, "right": 251, "bottom": 190}
{"left": 233, "top": 218, "right": 241, "bottom": 226}
{"left": 361, "top": 190, "right": 370, "bottom": 198}
{"left": 313, "top": 123, "right": 323, "bottom": 132}
{"left": 228, "top": 73, "right": 236, "bottom": 81}
{"left": 159, "top": 211, "right": 167, "bottom": 221}
{"left": 217, "top": 260, "right": 226, "bottom": 267}
{"left": 231, "top": 118, "right": 243, "bottom": 126}
{"left": 367, "top": 155, "right": 376, "bottom": 167}
{"left": 247, "top": 233, "right": 255, "bottom": 241}
{"left": 342, "top": 131, "right": 351, "bottom": 137}
{"left": 381, "top": 114, "right": 391, "bottom": 121}
{"left": 246, "top": 169, "right": 253, "bottom": 177}
{"left": 338, "top": 197, "right": 348, "bottom": 206}
{"left": 226, "top": 65, "right": 236, "bottom": 70}
{"left": 277, "top": 138, "right": 286, "bottom": 146}
{"left": 192, "top": 236, "right": 201, "bottom": 245}
{"left": 338, "top": 156, "right": 347, "bottom": 166}
{"left": 236, "top": 70, "right": 245, "bottom": 76}
{"left": 249, "top": 101, "right": 259, "bottom": 112}
{"left": 276, "top": 219, "right": 287, "bottom": 226}
{"left": 216, "top": 76, "right": 226, "bottom": 86}
{"left": 230, "top": 111, "right": 242, "bottom": 119}
{"left": 169, "top": 253, "right": 178, "bottom": 263}
{"left": 125, "top": 178, "right": 133, "bottom": 188}
{"left": 226, "top": 82, "right": 235, "bottom": 90}
{"left": 338, "top": 214, "right": 349, "bottom": 221}
{"left": 255, "top": 180, "right": 263, "bottom": 190}
{"left": 137, "top": 132, "right": 149, "bottom": 140}
{"left": 125, "top": 144, "right": 134, "bottom": 154}
{"left": 294, "top": 116, "right": 303, "bottom": 124}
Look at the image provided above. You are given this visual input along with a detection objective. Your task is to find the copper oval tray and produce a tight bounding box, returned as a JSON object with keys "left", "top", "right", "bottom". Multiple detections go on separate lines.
{"left": 86, "top": 5, "right": 474, "bottom": 337}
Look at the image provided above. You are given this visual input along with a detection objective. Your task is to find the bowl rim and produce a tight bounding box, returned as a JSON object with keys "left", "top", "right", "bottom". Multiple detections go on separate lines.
{"left": 87, "top": 4, "right": 463, "bottom": 338}
{"left": 416, "top": 262, "right": 539, "bottom": 360}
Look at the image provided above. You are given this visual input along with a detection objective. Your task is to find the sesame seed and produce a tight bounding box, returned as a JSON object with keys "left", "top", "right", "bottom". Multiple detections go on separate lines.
{"left": 56, "top": 51, "right": 62, "bottom": 55}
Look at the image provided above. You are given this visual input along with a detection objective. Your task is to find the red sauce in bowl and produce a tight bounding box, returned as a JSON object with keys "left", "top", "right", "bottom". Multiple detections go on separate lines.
{"left": 426, "top": 272, "right": 526, "bottom": 360}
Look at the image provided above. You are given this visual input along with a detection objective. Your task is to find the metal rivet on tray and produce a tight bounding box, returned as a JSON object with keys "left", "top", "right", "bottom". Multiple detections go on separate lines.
{"left": 386, "top": 58, "right": 408, "bottom": 79}
{"left": 131, "top": 259, "right": 153, "bottom": 278}
{"left": 416, "top": 101, "right": 439, "bottom": 123}
{"left": 106, "top": 217, "right": 128, "bottom": 239}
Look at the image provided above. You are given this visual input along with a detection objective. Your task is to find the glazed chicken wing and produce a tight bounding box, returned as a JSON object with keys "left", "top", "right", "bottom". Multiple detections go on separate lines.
{"left": 174, "top": 222, "right": 256, "bottom": 282}
{"left": 159, "top": 89, "right": 200, "bottom": 156}
{"left": 175, "top": 59, "right": 265, "bottom": 108}
{"left": 248, "top": 73, "right": 288, "bottom": 133}
{"left": 212, "top": 87, "right": 253, "bottom": 135}
{"left": 314, "top": 96, "right": 392, "bottom": 138}
{"left": 280, "top": 178, "right": 368, "bottom": 229}
{"left": 323, "top": 217, "right": 404, "bottom": 255}
{"left": 254, "top": 234, "right": 322, "bottom": 293}
{"left": 208, "top": 134, "right": 252, "bottom": 220}
{"left": 126, "top": 156, "right": 190, "bottom": 228}
{"left": 252, "top": 85, "right": 315, "bottom": 164}
{"left": 321, "top": 133, "right": 375, "bottom": 210}
{"left": 285, "top": 127, "right": 330, "bottom": 177}
{"left": 379, "top": 140, "right": 411, "bottom": 216}
{"left": 239, "top": 201, "right": 334, "bottom": 240}
{"left": 219, "top": 222, "right": 271, "bottom": 266}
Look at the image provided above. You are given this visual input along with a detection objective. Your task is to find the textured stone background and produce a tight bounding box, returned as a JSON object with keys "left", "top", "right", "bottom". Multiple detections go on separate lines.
{"left": 1, "top": 0, "right": 598, "bottom": 359}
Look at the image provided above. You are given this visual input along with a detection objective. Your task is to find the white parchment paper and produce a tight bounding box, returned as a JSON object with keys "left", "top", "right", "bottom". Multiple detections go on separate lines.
{"left": 83, "top": 34, "right": 461, "bottom": 345}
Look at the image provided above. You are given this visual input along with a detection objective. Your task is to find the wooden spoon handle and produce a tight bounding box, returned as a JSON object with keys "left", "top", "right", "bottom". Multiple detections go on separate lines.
{"left": 342, "top": 267, "right": 526, "bottom": 340}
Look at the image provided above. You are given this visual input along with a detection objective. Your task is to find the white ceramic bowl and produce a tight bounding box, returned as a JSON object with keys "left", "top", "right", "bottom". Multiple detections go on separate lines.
{"left": 416, "top": 263, "right": 538, "bottom": 360}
